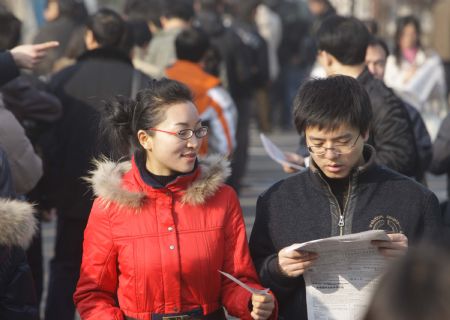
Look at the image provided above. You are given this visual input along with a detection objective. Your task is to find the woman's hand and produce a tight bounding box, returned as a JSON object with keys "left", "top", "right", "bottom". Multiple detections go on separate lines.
{"left": 251, "top": 293, "right": 275, "bottom": 320}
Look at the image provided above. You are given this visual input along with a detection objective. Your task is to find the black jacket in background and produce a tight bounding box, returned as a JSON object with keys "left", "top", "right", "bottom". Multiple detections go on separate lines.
{"left": 0, "top": 148, "right": 38, "bottom": 320}
{"left": 429, "top": 113, "right": 450, "bottom": 198}
{"left": 357, "top": 68, "right": 419, "bottom": 178}
{"left": 42, "top": 47, "right": 150, "bottom": 220}
{"left": 249, "top": 145, "right": 443, "bottom": 320}
{"left": 0, "top": 51, "right": 19, "bottom": 87}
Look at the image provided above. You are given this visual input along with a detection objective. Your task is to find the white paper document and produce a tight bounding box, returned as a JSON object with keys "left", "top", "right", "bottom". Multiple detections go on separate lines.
{"left": 286, "top": 230, "right": 390, "bottom": 320}
{"left": 218, "top": 270, "right": 269, "bottom": 295}
{"left": 260, "top": 133, "right": 305, "bottom": 170}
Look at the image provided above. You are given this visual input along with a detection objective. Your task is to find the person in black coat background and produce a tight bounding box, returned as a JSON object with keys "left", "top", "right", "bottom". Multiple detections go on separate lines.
{"left": 40, "top": 8, "right": 151, "bottom": 320}
{"left": 0, "top": 147, "right": 39, "bottom": 320}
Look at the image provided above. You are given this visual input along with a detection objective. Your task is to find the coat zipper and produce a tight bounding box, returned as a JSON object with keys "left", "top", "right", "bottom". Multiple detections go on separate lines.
{"left": 318, "top": 174, "right": 352, "bottom": 236}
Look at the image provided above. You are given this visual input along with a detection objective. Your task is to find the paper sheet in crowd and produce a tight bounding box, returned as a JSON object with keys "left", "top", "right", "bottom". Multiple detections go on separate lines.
{"left": 218, "top": 270, "right": 269, "bottom": 295}
{"left": 259, "top": 133, "right": 305, "bottom": 171}
{"left": 286, "top": 230, "right": 391, "bottom": 320}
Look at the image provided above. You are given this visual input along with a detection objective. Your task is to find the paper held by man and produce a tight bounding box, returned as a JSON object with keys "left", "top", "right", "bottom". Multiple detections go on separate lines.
{"left": 286, "top": 230, "right": 391, "bottom": 320}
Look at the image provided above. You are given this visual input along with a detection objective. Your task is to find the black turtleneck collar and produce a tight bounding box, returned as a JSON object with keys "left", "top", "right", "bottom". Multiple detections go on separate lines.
{"left": 77, "top": 47, "right": 133, "bottom": 66}
{"left": 135, "top": 151, "right": 197, "bottom": 189}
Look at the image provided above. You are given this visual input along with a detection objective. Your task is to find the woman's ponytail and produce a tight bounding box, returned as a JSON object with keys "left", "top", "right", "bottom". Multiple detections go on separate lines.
{"left": 100, "top": 95, "right": 136, "bottom": 160}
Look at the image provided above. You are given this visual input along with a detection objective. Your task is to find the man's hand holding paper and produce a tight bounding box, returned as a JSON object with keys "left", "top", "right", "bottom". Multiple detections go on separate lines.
{"left": 371, "top": 233, "right": 408, "bottom": 258}
{"left": 278, "top": 247, "right": 319, "bottom": 277}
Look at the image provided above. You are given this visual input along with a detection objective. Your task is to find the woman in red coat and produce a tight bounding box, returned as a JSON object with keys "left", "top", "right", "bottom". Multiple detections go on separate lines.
{"left": 74, "top": 78, "right": 276, "bottom": 320}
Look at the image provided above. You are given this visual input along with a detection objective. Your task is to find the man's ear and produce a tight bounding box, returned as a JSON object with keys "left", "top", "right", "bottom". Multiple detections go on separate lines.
{"left": 362, "top": 130, "right": 370, "bottom": 142}
{"left": 137, "top": 130, "right": 153, "bottom": 151}
{"left": 84, "top": 29, "right": 98, "bottom": 50}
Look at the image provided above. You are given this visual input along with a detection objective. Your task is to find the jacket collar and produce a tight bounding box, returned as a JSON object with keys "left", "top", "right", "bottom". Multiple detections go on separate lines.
{"left": 309, "top": 144, "right": 377, "bottom": 181}
{"left": 356, "top": 67, "right": 374, "bottom": 86}
{"left": 0, "top": 199, "right": 37, "bottom": 249}
{"left": 86, "top": 154, "right": 231, "bottom": 209}
{"left": 77, "top": 47, "right": 133, "bottom": 66}
{"left": 165, "top": 60, "right": 221, "bottom": 90}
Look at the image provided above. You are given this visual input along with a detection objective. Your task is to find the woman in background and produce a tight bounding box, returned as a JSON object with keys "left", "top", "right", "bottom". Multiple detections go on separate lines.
{"left": 384, "top": 15, "right": 448, "bottom": 139}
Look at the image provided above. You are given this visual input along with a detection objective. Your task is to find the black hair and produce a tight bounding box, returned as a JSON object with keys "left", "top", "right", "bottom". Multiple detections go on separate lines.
{"left": 293, "top": 75, "right": 372, "bottom": 135}
{"left": 197, "top": 0, "right": 223, "bottom": 12}
{"left": 86, "top": 8, "right": 126, "bottom": 48}
{"left": 394, "top": 15, "right": 421, "bottom": 66}
{"left": 175, "top": 27, "right": 210, "bottom": 62}
{"left": 316, "top": 15, "right": 370, "bottom": 65}
{"left": 364, "top": 245, "right": 450, "bottom": 320}
{"left": 123, "top": 0, "right": 162, "bottom": 28}
{"left": 363, "top": 19, "right": 378, "bottom": 35}
{"left": 368, "top": 36, "right": 389, "bottom": 58}
{"left": 54, "top": 0, "right": 88, "bottom": 22}
{"left": 128, "top": 20, "right": 152, "bottom": 47}
{"left": 0, "top": 5, "right": 22, "bottom": 50}
{"left": 161, "top": 0, "right": 195, "bottom": 22}
{"left": 101, "top": 78, "right": 194, "bottom": 158}
{"left": 235, "top": 0, "right": 260, "bottom": 22}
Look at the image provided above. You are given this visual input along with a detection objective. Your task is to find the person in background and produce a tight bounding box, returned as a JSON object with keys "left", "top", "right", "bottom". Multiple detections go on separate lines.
{"left": 365, "top": 36, "right": 432, "bottom": 183}
{"left": 0, "top": 146, "right": 39, "bottom": 320}
{"left": 0, "top": 6, "right": 62, "bottom": 307}
{"left": 166, "top": 27, "right": 237, "bottom": 157}
{"left": 384, "top": 15, "right": 448, "bottom": 140}
{"left": 33, "top": 0, "right": 88, "bottom": 77}
{"left": 74, "top": 78, "right": 276, "bottom": 320}
{"left": 144, "top": 0, "right": 194, "bottom": 78}
{"left": 249, "top": 75, "right": 443, "bottom": 320}
{"left": 42, "top": 8, "right": 150, "bottom": 320}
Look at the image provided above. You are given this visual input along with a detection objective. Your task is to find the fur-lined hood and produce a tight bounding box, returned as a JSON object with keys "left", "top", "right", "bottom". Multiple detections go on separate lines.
{"left": 0, "top": 199, "right": 37, "bottom": 249}
{"left": 86, "top": 154, "right": 231, "bottom": 209}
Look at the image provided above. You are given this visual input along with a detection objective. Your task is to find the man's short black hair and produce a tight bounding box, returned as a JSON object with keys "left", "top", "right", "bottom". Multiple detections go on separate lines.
{"left": 161, "top": 0, "right": 195, "bottom": 22}
{"left": 368, "top": 36, "right": 389, "bottom": 57}
{"left": 316, "top": 15, "right": 370, "bottom": 65}
{"left": 175, "top": 27, "right": 210, "bottom": 63}
{"left": 293, "top": 76, "right": 372, "bottom": 134}
{"left": 0, "top": 5, "right": 21, "bottom": 50}
{"left": 123, "top": 0, "right": 162, "bottom": 28}
{"left": 86, "top": 8, "right": 125, "bottom": 48}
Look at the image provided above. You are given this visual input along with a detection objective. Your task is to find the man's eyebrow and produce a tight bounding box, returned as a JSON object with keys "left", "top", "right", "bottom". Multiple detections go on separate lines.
{"left": 308, "top": 133, "right": 353, "bottom": 141}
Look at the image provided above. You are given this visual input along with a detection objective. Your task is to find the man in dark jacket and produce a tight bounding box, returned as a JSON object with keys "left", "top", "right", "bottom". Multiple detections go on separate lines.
{"left": 42, "top": 8, "right": 150, "bottom": 320}
{"left": 249, "top": 76, "right": 444, "bottom": 320}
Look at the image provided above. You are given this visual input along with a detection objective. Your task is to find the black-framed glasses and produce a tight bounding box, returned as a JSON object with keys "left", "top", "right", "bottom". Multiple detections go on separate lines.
{"left": 307, "top": 134, "right": 361, "bottom": 156}
{"left": 147, "top": 126, "right": 209, "bottom": 140}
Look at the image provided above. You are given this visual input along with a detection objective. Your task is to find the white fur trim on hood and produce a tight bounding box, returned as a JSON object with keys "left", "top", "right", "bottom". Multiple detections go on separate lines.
{"left": 0, "top": 199, "right": 37, "bottom": 249}
{"left": 86, "top": 154, "right": 231, "bottom": 209}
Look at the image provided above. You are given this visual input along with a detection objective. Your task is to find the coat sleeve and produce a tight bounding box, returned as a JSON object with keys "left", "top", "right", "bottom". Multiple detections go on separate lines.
{"left": 0, "top": 107, "right": 43, "bottom": 194}
{"left": 73, "top": 199, "right": 124, "bottom": 320}
{"left": 220, "top": 189, "right": 277, "bottom": 320}
{"left": 415, "top": 190, "right": 449, "bottom": 245}
{"left": 370, "top": 89, "right": 418, "bottom": 177}
{"left": 429, "top": 114, "right": 450, "bottom": 175}
{"left": 0, "top": 52, "right": 20, "bottom": 87}
{"left": 249, "top": 195, "right": 304, "bottom": 301}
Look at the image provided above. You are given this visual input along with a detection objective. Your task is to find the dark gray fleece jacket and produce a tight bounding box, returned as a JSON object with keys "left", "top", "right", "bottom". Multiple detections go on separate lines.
{"left": 249, "top": 145, "right": 444, "bottom": 320}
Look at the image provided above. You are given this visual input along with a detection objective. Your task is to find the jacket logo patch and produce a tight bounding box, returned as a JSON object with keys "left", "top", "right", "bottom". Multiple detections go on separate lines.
{"left": 369, "top": 215, "right": 403, "bottom": 233}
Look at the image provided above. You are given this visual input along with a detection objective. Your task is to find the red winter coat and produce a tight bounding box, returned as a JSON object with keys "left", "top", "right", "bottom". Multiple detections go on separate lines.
{"left": 74, "top": 155, "right": 274, "bottom": 320}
